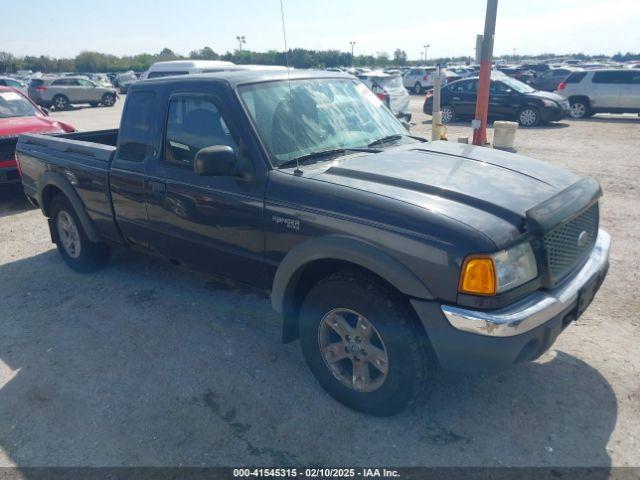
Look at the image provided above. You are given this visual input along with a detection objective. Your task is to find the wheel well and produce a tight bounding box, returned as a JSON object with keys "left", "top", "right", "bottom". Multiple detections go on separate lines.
{"left": 41, "top": 185, "right": 64, "bottom": 216}
{"left": 568, "top": 95, "right": 590, "bottom": 106}
{"left": 282, "top": 259, "right": 421, "bottom": 342}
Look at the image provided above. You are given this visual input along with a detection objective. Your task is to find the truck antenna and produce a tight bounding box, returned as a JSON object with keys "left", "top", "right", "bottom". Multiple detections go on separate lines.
{"left": 279, "top": 0, "right": 302, "bottom": 174}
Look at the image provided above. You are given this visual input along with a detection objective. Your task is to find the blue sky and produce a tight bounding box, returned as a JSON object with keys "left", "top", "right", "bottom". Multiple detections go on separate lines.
{"left": 2, "top": 0, "right": 639, "bottom": 59}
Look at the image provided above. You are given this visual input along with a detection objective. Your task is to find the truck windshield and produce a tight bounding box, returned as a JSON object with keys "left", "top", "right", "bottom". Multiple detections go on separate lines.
{"left": 238, "top": 78, "right": 412, "bottom": 167}
{"left": 0, "top": 91, "right": 40, "bottom": 119}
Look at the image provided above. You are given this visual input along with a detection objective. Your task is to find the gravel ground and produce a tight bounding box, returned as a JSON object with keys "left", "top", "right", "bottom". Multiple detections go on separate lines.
{"left": 0, "top": 96, "right": 638, "bottom": 468}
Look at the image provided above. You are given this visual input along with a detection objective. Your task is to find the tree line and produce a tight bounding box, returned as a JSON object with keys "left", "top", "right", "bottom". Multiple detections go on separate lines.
{"left": 1, "top": 47, "right": 638, "bottom": 74}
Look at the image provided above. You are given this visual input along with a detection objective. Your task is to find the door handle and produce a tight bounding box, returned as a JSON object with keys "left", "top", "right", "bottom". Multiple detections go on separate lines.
{"left": 149, "top": 181, "right": 166, "bottom": 194}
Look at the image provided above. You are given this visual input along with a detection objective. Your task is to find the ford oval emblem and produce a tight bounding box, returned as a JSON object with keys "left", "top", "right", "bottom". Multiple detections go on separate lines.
{"left": 577, "top": 231, "right": 590, "bottom": 248}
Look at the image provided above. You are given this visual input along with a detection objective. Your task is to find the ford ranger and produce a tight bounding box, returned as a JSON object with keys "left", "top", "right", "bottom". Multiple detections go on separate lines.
{"left": 16, "top": 70, "right": 610, "bottom": 416}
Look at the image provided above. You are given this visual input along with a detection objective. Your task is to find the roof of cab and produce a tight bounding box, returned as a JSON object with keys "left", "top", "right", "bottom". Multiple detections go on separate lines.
{"left": 134, "top": 68, "right": 354, "bottom": 89}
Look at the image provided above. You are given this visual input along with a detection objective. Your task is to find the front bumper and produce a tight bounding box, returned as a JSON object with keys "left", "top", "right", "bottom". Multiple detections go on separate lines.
{"left": 411, "top": 229, "right": 610, "bottom": 373}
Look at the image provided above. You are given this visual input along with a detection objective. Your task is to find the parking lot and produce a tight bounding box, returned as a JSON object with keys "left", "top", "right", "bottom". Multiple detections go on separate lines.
{"left": 0, "top": 96, "right": 639, "bottom": 468}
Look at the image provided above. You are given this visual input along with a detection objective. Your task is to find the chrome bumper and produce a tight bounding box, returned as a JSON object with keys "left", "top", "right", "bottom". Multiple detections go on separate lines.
{"left": 442, "top": 229, "right": 611, "bottom": 337}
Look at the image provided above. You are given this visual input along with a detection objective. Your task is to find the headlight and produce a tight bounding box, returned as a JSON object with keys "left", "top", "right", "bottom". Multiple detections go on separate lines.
{"left": 459, "top": 243, "right": 538, "bottom": 296}
{"left": 541, "top": 99, "right": 558, "bottom": 108}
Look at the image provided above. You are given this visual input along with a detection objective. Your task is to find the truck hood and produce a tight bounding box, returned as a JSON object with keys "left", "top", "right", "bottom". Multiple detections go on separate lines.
{"left": 0, "top": 115, "right": 68, "bottom": 137}
{"left": 310, "top": 141, "right": 581, "bottom": 244}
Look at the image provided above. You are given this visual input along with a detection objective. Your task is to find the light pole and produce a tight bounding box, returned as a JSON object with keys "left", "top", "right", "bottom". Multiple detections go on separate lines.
{"left": 349, "top": 41, "right": 356, "bottom": 66}
{"left": 423, "top": 44, "right": 430, "bottom": 64}
{"left": 236, "top": 35, "right": 246, "bottom": 52}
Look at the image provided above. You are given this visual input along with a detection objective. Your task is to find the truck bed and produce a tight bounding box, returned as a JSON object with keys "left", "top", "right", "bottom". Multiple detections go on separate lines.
{"left": 16, "top": 129, "right": 121, "bottom": 242}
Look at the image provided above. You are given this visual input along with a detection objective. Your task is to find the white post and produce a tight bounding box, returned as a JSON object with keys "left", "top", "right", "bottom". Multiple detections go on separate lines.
{"left": 432, "top": 65, "right": 443, "bottom": 141}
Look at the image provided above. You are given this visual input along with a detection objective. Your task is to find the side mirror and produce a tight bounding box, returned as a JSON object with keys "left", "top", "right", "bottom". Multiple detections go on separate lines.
{"left": 40, "top": 107, "right": 50, "bottom": 116}
{"left": 194, "top": 145, "right": 238, "bottom": 176}
{"left": 399, "top": 118, "right": 411, "bottom": 131}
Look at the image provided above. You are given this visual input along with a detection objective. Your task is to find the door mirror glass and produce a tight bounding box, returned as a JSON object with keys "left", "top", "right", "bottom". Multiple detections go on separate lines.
{"left": 194, "top": 145, "right": 237, "bottom": 176}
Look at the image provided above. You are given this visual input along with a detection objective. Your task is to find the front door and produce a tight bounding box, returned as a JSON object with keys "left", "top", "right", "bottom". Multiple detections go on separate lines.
{"left": 489, "top": 80, "right": 518, "bottom": 118}
{"left": 144, "top": 92, "right": 266, "bottom": 286}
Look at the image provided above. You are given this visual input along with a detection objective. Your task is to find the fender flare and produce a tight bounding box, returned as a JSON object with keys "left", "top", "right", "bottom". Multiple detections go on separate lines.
{"left": 37, "top": 171, "right": 100, "bottom": 243}
{"left": 271, "top": 234, "right": 434, "bottom": 315}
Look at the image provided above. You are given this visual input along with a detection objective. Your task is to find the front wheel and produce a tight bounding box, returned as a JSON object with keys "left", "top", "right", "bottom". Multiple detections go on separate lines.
{"left": 101, "top": 93, "right": 116, "bottom": 107}
{"left": 518, "top": 106, "right": 541, "bottom": 127}
{"left": 299, "top": 270, "right": 434, "bottom": 416}
{"left": 50, "top": 194, "right": 110, "bottom": 273}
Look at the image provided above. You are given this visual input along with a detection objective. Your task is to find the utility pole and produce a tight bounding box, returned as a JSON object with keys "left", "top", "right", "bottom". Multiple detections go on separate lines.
{"left": 423, "top": 44, "right": 430, "bottom": 64}
{"left": 472, "top": 0, "right": 498, "bottom": 146}
{"left": 236, "top": 35, "right": 246, "bottom": 52}
{"left": 350, "top": 41, "right": 356, "bottom": 66}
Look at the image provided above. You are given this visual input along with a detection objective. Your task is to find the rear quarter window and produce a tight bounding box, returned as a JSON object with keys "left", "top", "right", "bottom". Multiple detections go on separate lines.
{"left": 117, "top": 91, "right": 157, "bottom": 162}
{"left": 565, "top": 72, "right": 587, "bottom": 84}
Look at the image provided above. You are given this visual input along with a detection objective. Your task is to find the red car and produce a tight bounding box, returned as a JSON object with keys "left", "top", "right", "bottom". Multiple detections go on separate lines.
{"left": 0, "top": 86, "right": 75, "bottom": 185}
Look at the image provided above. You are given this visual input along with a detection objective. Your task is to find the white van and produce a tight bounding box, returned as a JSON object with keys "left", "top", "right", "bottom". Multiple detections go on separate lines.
{"left": 142, "top": 60, "right": 289, "bottom": 80}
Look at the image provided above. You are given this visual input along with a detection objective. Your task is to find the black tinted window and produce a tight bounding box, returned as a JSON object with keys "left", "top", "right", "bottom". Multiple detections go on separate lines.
{"left": 29, "top": 79, "right": 44, "bottom": 87}
{"left": 52, "top": 79, "right": 70, "bottom": 86}
{"left": 118, "top": 91, "right": 156, "bottom": 162}
{"left": 148, "top": 71, "right": 188, "bottom": 79}
{"left": 592, "top": 71, "right": 633, "bottom": 84}
{"left": 565, "top": 72, "right": 587, "bottom": 83}
{"left": 164, "top": 96, "right": 237, "bottom": 168}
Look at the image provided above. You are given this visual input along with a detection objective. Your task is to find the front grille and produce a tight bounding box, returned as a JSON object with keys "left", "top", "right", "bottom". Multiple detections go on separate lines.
{"left": 543, "top": 203, "right": 599, "bottom": 283}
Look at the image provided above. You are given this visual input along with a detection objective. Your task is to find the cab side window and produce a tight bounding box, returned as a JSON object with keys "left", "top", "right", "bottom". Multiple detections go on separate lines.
{"left": 164, "top": 96, "right": 238, "bottom": 168}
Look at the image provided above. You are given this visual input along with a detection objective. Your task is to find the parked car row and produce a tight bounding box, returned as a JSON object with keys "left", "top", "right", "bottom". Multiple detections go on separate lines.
{"left": 0, "top": 87, "right": 75, "bottom": 185}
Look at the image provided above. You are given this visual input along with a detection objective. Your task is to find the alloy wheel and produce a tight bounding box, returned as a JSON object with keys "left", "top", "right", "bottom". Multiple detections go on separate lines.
{"left": 570, "top": 102, "right": 586, "bottom": 119}
{"left": 57, "top": 211, "right": 81, "bottom": 259}
{"left": 441, "top": 106, "right": 454, "bottom": 123}
{"left": 318, "top": 308, "right": 389, "bottom": 392}
{"left": 519, "top": 108, "right": 538, "bottom": 127}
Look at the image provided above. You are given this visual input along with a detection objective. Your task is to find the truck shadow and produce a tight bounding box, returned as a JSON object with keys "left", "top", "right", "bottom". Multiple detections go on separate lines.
{"left": 0, "top": 249, "right": 617, "bottom": 470}
{"left": 0, "top": 185, "right": 34, "bottom": 219}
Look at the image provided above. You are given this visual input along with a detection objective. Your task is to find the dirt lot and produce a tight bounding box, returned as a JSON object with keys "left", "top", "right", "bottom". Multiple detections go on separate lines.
{"left": 0, "top": 96, "right": 639, "bottom": 468}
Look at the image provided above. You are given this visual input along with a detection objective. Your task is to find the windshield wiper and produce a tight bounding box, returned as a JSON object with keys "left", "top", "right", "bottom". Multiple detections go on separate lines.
{"left": 278, "top": 147, "right": 378, "bottom": 170}
{"left": 367, "top": 134, "right": 427, "bottom": 148}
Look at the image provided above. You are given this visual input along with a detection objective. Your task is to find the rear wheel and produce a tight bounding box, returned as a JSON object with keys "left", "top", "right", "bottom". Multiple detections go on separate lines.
{"left": 53, "top": 95, "right": 69, "bottom": 110}
{"left": 101, "top": 93, "right": 116, "bottom": 107}
{"left": 50, "top": 194, "right": 110, "bottom": 273}
{"left": 440, "top": 104, "right": 456, "bottom": 123}
{"left": 299, "top": 270, "right": 435, "bottom": 416}
{"left": 518, "top": 106, "right": 541, "bottom": 127}
{"left": 414, "top": 82, "right": 423, "bottom": 95}
{"left": 569, "top": 99, "right": 590, "bottom": 119}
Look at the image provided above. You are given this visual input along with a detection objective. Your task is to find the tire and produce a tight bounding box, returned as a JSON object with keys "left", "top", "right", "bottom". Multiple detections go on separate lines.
{"left": 298, "top": 269, "right": 435, "bottom": 416}
{"left": 52, "top": 95, "right": 70, "bottom": 111}
{"left": 50, "top": 194, "right": 110, "bottom": 273}
{"left": 440, "top": 104, "right": 456, "bottom": 124}
{"left": 518, "top": 106, "right": 541, "bottom": 127}
{"left": 101, "top": 93, "right": 116, "bottom": 107}
{"left": 413, "top": 82, "right": 423, "bottom": 95}
{"left": 569, "top": 99, "right": 590, "bottom": 119}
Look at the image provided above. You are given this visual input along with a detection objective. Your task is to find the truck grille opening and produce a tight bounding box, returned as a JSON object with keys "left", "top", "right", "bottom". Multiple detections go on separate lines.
{"left": 543, "top": 203, "right": 599, "bottom": 284}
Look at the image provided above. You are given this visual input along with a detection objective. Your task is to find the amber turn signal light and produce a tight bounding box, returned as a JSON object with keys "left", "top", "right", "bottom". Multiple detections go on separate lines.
{"left": 459, "top": 257, "right": 496, "bottom": 296}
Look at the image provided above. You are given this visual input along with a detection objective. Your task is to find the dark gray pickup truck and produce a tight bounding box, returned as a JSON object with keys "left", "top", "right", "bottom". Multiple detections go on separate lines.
{"left": 16, "top": 70, "right": 610, "bottom": 416}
